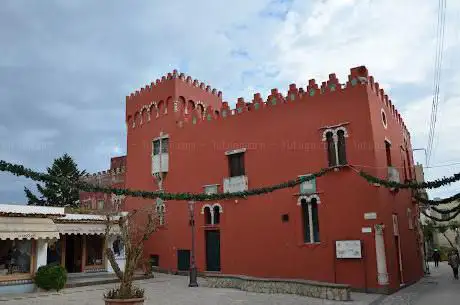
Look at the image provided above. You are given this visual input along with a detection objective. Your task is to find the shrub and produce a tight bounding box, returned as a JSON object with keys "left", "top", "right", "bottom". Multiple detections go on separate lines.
{"left": 34, "top": 264, "right": 68, "bottom": 291}
{"left": 104, "top": 286, "right": 144, "bottom": 299}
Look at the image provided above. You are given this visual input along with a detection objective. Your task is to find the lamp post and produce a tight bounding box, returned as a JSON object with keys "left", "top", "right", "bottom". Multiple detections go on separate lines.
{"left": 188, "top": 201, "right": 199, "bottom": 287}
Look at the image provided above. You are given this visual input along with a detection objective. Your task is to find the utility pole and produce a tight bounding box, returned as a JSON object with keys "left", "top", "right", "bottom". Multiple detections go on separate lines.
{"left": 188, "top": 200, "right": 198, "bottom": 287}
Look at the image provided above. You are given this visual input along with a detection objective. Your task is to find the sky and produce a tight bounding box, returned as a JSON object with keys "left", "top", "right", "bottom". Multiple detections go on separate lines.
{"left": 1, "top": 0, "right": 460, "bottom": 203}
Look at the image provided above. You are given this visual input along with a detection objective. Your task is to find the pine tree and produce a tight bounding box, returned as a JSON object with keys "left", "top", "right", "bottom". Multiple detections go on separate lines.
{"left": 24, "top": 153, "right": 86, "bottom": 207}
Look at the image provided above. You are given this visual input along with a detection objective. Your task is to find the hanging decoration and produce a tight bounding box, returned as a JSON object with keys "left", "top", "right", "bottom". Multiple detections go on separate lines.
{"left": 358, "top": 168, "right": 460, "bottom": 190}
{"left": 3, "top": 157, "right": 460, "bottom": 204}
{"left": 0, "top": 160, "right": 332, "bottom": 202}
{"left": 421, "top": 208, "right": 460, "bottom": 222}
{"left": 414, "top": 192, "right": 460, "bottom": 206}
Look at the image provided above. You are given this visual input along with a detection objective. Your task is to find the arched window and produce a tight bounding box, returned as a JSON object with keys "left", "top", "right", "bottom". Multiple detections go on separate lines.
{"left": 156, "top": 199, "right": 166, "bottom": 226}
{"left": 337, "top": 129, "right": 347, "bottom": 165}
{"left": 301, "top": 198, "right": 310, "bottom": 243}
{"left": 322, "top": 127, "right": 348, "bottom": 167}
{"left": 213, "top": 205, "right": 220, "bottom": 224}
{"left": 204, "top": 206, "right": 212, "bottom": 225}
{"left": 197, "top": 104, "right": 205, "bottom": 117}
{"left": 300, "top": 197, "right": 320, "bottom": 243}
{"left": 326, "top": 132, "right": 336, "bottom": 167}
{"left": 310, "top": 198, "right": 320, "bottom": 242}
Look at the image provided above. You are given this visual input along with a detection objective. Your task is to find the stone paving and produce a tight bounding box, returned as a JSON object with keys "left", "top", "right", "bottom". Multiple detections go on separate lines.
{"left": 0, "top": 273, "right": 379, "bottom": 305}
{"left": 371, "top": 262, "right": 460, "bottom": 305}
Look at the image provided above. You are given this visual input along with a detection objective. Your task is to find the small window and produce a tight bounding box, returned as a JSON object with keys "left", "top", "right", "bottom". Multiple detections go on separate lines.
{"left": 381, "top": 109, "right": 387, "bottom": 128}
{"left": 282, "top": 214, "right": 289, "bottom": 222}
{"left": 385, "top": 141, "right": 392, "bottom": 167}
{"left": 153, "top": 140, "right": 160, "bottom": 155}
{"left": 228, "top": 152, "right": 245, "bottom": 177}
{"left": 150, "top": 254, "right": 159, "bottom": 267}
{"left": 153, "top": 138, "right": 169, "bottom": 156}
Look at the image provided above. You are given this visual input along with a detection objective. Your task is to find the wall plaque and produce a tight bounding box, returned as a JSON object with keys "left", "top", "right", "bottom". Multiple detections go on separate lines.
{"left": 335, "top": 240, "right": 362, "bottom": 259}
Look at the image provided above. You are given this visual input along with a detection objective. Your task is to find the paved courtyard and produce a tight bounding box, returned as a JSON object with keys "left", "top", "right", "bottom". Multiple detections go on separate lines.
{"left": 0, "top": 273, "right": 378, "bottom": 305}
{"left": 2, "top": 264, "right": 459, "bottom": 305}
{"left": 372, "top": 262, "right": 460, "bottom": 305}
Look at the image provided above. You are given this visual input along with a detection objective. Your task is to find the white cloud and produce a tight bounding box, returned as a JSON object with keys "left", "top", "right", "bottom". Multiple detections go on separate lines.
{"left": 273, "top": 0, "right": 438, "bottom": 86}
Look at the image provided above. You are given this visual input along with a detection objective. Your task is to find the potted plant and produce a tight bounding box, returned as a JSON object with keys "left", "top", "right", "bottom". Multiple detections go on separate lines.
{"left": 103, "top": 206, "right": 159, "bottom": 305}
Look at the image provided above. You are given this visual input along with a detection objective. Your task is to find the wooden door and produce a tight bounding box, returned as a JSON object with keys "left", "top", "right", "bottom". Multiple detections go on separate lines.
{"left": 205, "top": 230, "right": 221, "bottom": 272}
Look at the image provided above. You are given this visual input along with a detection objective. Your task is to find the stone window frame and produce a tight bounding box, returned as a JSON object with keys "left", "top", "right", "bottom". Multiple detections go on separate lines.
{"left": 201, "top": 203, "right": 223, "bottom": 225}
{"left": 321, "top": 125, "right": 349, "bottom": 167}
{"left": 155, "top": 199, "right": 166, "bottom": 226}
{"left": 297, "top": 195, "right": 321, "bottom": 244}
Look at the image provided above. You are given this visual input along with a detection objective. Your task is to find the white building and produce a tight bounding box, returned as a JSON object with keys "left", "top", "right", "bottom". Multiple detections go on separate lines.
{"left": 0, "top": 204, "right": 125, "bottom": 294}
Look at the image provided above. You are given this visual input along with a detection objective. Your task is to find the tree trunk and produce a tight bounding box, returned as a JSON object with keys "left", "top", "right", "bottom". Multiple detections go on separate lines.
{"left": 442, "top": 232, "right": 456, "bottom": 249}
{"left": 119, "top": 280, "right": 132, "bottom": 298}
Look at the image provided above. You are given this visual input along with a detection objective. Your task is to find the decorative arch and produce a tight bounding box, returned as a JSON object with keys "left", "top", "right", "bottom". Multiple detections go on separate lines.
{"left": 166, "top": 96, "right": 173, "bottom": 114}
{"left": 149, "top": 102, "right": 158, "bottom": 119}
{"left": 297, "top": 194, "right": 321, "bottom": 205}
{"left": 178, "top": 96, "right": 186, "bottom": 113}
{"left": 201, "top": 203, "right": 223, "bottom": 225}
{"left": 188, "top": 100, "right": 196, "bottom": 112}
{"left": 201, "top": 204, "right": 213, "bottom": 214}
{"left": 157, "top": 100, "right": 164, "bottom": 116}
{"left": 211, "top": 203, "right": 223, "bottom": 213}
{"left": 335, "top": 126, "right": 349, "bottom": 138}
{"left": 127, "top": 115, "right": 133, "bottom": 129}
{"left": 321, "top": 129, "right": 335, "bottom": 141}
{"left": 133, "top": 112, "right": 140, "bottom": 128}
{"left": 196, "top": 102, "right": 205, "bottom": 116}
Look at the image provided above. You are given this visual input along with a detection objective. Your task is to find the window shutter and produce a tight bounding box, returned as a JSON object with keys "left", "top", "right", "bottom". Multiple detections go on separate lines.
{"left": 153, "top": 140, "right": 160, "bottom": 155}
{"left": 161, "top": 138, "right": 169, "bottom": 153}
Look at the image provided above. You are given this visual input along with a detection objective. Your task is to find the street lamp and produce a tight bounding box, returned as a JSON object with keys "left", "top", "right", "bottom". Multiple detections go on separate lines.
{"left": 188, "top": 201, "right": 199, "bottom": 287}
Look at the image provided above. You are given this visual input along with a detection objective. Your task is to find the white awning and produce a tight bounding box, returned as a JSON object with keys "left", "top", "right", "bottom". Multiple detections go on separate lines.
{"left": 0, "top": 217, "right": 60, "bottom": 240}
{"left": 56, "top": 222, "right": 120, "bottom": 235}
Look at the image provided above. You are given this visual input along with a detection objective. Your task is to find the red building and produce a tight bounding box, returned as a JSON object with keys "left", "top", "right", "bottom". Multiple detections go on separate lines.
{"left": 110, "top": 66, "right": 423, "bottom": 293}
{"left": 80, "top": 156, "right": 127, "bottom": 211}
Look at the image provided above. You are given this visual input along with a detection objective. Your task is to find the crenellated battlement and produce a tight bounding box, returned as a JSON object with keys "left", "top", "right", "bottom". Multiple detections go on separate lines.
{"left": 127, "top": 66, "right": 410, "bottom": 138}
{"left": 81, "top": 166, "right": 126, "bottom": 186}
{"left": 126, "top": 69, "right": 223, "bottom": 102}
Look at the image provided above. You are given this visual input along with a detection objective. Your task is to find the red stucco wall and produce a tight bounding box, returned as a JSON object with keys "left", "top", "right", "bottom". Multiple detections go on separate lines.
{"left": 122, "top": 66, "right": 423, "bottom": 291}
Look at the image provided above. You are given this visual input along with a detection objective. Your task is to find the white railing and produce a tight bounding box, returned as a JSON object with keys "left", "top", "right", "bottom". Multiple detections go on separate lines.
{"left": 223, "top": 175, "right": 248, "bottom": 193}
{"left": 152, "top": 153, "right": 169, "bottom": 174}
{"left": 388, "top": 166, "right": 400, "bottom": 183}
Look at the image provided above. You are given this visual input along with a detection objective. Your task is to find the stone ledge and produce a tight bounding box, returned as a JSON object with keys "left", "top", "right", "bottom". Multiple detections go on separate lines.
{"left": 203, "top": 274, "right": 351, "bottom": 301}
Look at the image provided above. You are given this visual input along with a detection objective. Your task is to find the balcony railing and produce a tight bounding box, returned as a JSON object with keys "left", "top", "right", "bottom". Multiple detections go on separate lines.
{"left": 152, "top": 153, "right": 169, "bottom": 174}
{"left": 223, "top": 175, "right": 248, "bottom": 193}
{"left": 387, "top": 166, "right": 400, "bottom": 183}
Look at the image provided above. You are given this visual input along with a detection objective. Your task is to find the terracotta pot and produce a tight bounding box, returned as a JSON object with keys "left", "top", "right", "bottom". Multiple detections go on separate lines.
{"left": 104, "top": 298, "right": 145, "bottom": 305}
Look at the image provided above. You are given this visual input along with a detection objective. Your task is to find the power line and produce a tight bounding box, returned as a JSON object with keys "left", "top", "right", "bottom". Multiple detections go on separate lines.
{"left": 427, "top": 0, "right": 447, "bottom": 166}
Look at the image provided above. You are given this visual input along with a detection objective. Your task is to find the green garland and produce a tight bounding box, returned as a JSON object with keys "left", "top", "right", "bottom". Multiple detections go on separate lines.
{"left": 421, "top": 208, "right": 460, "bottom": 222}
{"left": 4, "top": 157, "right": 460, "bottom": 203}
{"left": 359, "top": 170, "right": 460, "bottom": 190}
{"left": 0, "top": 160, "right": 332, "bottom": 202}
{"left": 414, "top": 192, "right": 460, "bottom": 206}
{"left": 430, "top": 204, "right": 460, "bottom": 215}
